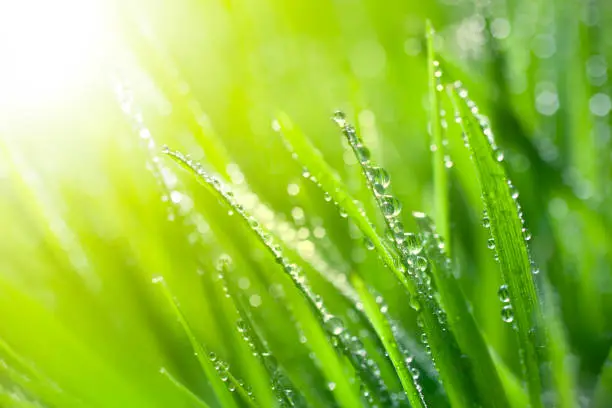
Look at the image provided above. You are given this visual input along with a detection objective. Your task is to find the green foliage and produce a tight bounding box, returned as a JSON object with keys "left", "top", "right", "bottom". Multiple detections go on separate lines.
{"left": 1, "top": 1, "right": 612, "bottom": 407}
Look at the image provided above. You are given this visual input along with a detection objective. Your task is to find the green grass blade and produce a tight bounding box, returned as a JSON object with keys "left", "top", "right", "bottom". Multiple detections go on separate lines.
{"left": 273, "top": 113, "right": 402, "bottom": 286}
{"left": 159, "top": 368, "right": 212, "bottom": 408}
{"left": 592, "top": 349, "right": 612, "bottom": 408}
{"left": 275, "top": 113, "right": 484, "bottom": 406}
{"left": 448, "top": 83, "right": 544, "bottom": 407}
{"left": 489, "top": 350, "right": 530, "bottom": 408}
{"left": 164, "top": 149, "right": 363, "bottom": 407}
{"left": 153, "top": 278, "right": 239, "bottom": 408}
{"left": 0, "top": 337, "right": 83, "bottom": 408}
{"left": 351, "top": 273, "right": 428, "bottom": 408}
{"left": 331, "top": 112, "right": 487, "bottom": 408}
{"left": 425, "top": 21, "right": 450, "bottom": 252}
{"left": 218, "top": 265, "right": 306, "bottom": 407}
{"left": 413, "top": 213, "right": 511, "bottom": 408}
{"left": 448, "top": 81, "right": 580, "bottom": 408}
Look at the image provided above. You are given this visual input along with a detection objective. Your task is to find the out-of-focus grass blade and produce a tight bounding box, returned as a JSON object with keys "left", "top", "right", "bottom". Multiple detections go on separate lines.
{"left": 414, "top": 213, "right": 511, "bottom": 408}
{"left": 154, "top": 279, "right": 239, "bottom": 408}
{"left": 425, "top": 21, "right": 450, "bottom": 251}
{"left": 351, "top": 273, "right": 427, "bottom": 408}
{"left": 0, "top": 337, "right": 82, "bottom": 408}
{"left": 218, "top": 264, "right": 306, "bottom": 407}
{"left": 159, "top": 368, "right": 211, "bottom": 408}
{"left": 489, "top": 350, "right": 530, "bottom": 408}
{"left": 164, "top": 149, "right": 364, "bottom": 407}
{"left": 592, "top": 349, "right": 612, "bottom": 408}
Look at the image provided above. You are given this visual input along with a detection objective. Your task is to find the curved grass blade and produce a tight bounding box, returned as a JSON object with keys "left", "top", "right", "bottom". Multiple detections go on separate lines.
{"left": 164, "top": 149, "right": 365, "bottom": 407}
{"left": 0, "top": 337, "right": 83, "bottom": 408}
{"left": 489, "top": 350, "right": 530, "bottom": 408}
{"left": 153, "top": 278, "right": 240, "bottom": 408}
{"left": 274, "top": 113, "right": 480, "bottom": 407}
{"left": 159, "top": 367, "right": 211, "bottom": 408}
{"left": 218, "top": 265, "right": 306, "bottom": 407}
{"left": 331, "top": 112, "right": 487, "bottom": 408}
{"left": 448, "top": 82, "right": 546, "bottom": 408}
{"left": 413, "top": 213, "right": 511, "bottom": 408}
{"left": 351, "top": 273, "right": 427, "bottom": 408}
{"left": 425, "top": 21, "right": 450, "bottom": 252}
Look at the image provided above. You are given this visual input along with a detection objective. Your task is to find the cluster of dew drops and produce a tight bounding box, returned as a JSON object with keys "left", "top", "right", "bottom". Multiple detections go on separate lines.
{"left": 331, "top": 111, "right": 431, "bottom": 295}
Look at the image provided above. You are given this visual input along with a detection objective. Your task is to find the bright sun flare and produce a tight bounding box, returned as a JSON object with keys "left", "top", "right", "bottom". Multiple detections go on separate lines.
{"left": 0, "top": 0, "right": 107, "bottom": 111}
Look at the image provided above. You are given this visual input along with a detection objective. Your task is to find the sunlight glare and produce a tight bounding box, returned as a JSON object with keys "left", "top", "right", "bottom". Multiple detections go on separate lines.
{"left": 0, "top": 0, "right": 108, "bottom": 110}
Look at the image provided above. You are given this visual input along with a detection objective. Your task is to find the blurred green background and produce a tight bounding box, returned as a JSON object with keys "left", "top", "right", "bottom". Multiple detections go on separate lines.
{"left": 0, "top": 0, "right": 611, "bottom": 406}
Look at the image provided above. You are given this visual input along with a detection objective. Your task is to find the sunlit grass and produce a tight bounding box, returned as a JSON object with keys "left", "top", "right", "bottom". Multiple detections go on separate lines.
{"left": 1, "top": 0, "right": 611, "bottom": 407}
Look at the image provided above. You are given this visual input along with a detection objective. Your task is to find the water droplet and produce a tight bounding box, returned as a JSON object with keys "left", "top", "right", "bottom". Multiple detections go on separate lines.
{"left": 495, "top": 150, "right": 505, "bottom": 162}
{"left": 355, "top": 145, "right": 371, "bottom": 164}
{"left": 415, "top": 256, "right": 428, "bottom": 272}
{"left": 498, "top": 284, "right": 510, "bottom": 303}
{"left": 405, "top": 233, "right": 422, "bottom": 255}
{"left": 332, "top": 111, "right": 347, "bottom": 127}
{"left": 487, "top": 238, "right": 495, "bottom": 249}
{"left": 501, "top": 305, "right": 514, "bottom": 323}
{"left": 482, "top": 215, "right": 491, "bottom": 228}
{"left": 151, "top": 276, "right": 164, "bottom": 284}
{"left": 380, "top": 196, "right": 402, "bottom": 218}
{"left": 216, "top": 254, "right": 233, "bottom": 271}
{"left": 370, "top": 167, "right": 390, "bottom": 196}
{"left": 364, "top": 236, "right": 375, "bottom": 250}
{"left": 287, "top": 183, "right": 300, "bottom": 196}
{"left": 325, "top": 316, "right": 345, "bottom": 336}
{"left": 328, "top": 382, "right": 337, "bottom": 391}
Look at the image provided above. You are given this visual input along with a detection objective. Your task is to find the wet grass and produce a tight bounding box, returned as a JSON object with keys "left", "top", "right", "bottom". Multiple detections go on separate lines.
{"left": 1, "top": 1, "right": 612, "bottom": 407}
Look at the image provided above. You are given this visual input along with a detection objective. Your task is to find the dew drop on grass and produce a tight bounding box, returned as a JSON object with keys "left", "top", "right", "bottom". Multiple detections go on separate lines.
{"left": 482, "top": 212, "right": 491, "bottom": 228}
{"left": 328, "top": 382, "right": 336, "bottom": 391}
{"left": 487, "top": 238, "right": 495, "bottom": 249}
{"left": 380, "top": 196, "right": 402, "bottom": 218}
{"left": 364, "top": 236, "right": 375, "bottom": 250}
{"left": 498, "top": 284, "right": 510, "bottom": 303}
{"left": 151, "top": 276, "right": 164, "bottom": 284}
{"left": 404, "top": 233, "right": 423, "bottom": 255}
{"left": 415, "top": 256, "right": 428, "bottom": 272}
{"left": 355, "top": 145, "right": 371, "bottom": 164}
{"left": 369, "top": 166, "right": 391, "bottom": 189}
{"left": 501, "top": 305, "right": 514, "bottom": 323}
{"left": 325, "top": 316, "right": 345, "bottom": 336}
{"left": 332, "top": 111, "right": 347, "bottom": 127}
{"left": 495, "top": 150, "right": 505, "bottom": 162}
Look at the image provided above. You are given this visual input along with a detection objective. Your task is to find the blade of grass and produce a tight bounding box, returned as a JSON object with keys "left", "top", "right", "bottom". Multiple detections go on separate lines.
{"left": 153, "top": 278, "right": 240, "bottom": 408}
{"left": 218, "top": 264, "right": 306, "bottom": 407}
{"left": 351, "top": 273, "right": 428, "bottom": 408}
{"left": 0, "top": 337, "right": 83, "bottom": 408}
{"left": 425, "top": 21, "right": 450, "bottom": 253}
{"left": 447, "top": 82, "right": 576, "bottom": 408}
{"left": 592, "top": 348, "right": 612, "bottom": 408}
{"left": 414, "top": 213, "right": 511, "bottom": 408}
{"left": 274, "top": 113, "right": 480, "bottom": 407}
{"left": 164, "top": 149, "right": 365, "bottom": 407}
{"left": 450, "top": 81, "right": 579, "bottom": 408}
{"left": 159, "top": 367, "right": 212, "bottom": 408}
